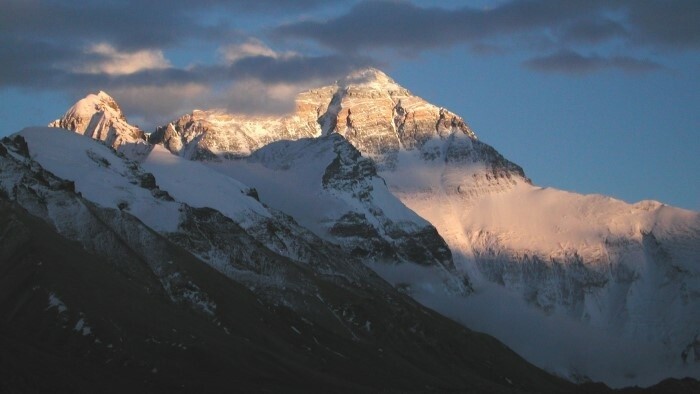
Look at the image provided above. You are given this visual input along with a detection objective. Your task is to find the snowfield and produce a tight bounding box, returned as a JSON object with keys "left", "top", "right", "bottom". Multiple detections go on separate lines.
{"left": 20, "top": 127, "right": 180, "bottom": 232}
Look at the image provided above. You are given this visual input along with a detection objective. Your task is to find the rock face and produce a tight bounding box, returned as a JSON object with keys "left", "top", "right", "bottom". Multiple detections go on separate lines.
{"left": 320, "top": 68, "right": 476, "bottom": 166}
{"left": 148, "top": 68, "right": 490, "bottom": 166}
{"left": 49, "top": 91, "right": 148, "bottom": 158}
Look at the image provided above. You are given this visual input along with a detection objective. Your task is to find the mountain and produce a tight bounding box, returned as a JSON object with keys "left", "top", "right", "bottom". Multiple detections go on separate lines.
{"left": 148, "top": 85, "right": 334, "bottom": 160}
{"left": 1, "top": 129, "right": 587, "bottom": 393}
{"left": 42, "top": 68, "right": 700, "bottom": 387}
{"left": 209, "top": 133, "right": 470, "bottom": 296}
{"left": 49, "top": 91, "right": 150, "bottom": 159}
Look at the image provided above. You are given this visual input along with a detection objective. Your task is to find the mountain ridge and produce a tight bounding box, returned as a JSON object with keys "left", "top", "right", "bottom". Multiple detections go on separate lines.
{"left": 43, "top": 67, "right": 700, "bottom": 387}
{"left": 1, "top": 127, "right": 586, "bottom": 393}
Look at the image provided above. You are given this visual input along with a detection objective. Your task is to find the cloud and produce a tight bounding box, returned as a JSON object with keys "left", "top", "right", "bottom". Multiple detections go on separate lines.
{"left": 107, "top": 83, "right": 212, "bottom": 128}
{"left": 274, "top": 1, "right": 477, "bottom": 52}
{"left": 524, "top": 50, "right": 663, "bottom": 74}
{"left": 275, "top": 1, "right": 700, "bottom": 52}
{"left": 220, "top": 39, "right": 283, "bottom": 64}
{"left": 226, "top": 53, "right": 374, "bottom": 83}
{"left": 273, "top": 1, "right": 595, "bottom": 51}
{"left": 0, "top": 0, "right": 345, "bottom": 51}
{"left": 75, "top": 43, "right": 171, "bottom": 75}
{"left": 47, "top": 47, "right": 373, "bottom": 129}
{"left": 0, "top": 0, "right": 370, "bottom": 124}
{"left": 106, "top": 74, "right": 344, "bottom": 129}
{"left": 626, "top": 0, "right": 700, "bottom": 50}
{"left": 2, "top": 0, "right": 696, "bottom": 128}
{"left": 273, "top": 0, "right": 700, "bottom": 73}
{"left": 560, "top": 18, "right": 629, "bottom": 44}
{"left": 214, "top": 79, "right": 325, "bottom": 115}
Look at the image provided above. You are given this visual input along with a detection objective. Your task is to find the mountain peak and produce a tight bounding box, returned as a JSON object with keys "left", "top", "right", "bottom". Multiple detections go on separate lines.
{"left": 96, "top": 90, "right": 115, "bottom": 101}
{"left": 342, "top": 67, "right": 395, "bottom": 86}
{"left": 48, "top": 91, "right": 147, "bottom": 153}
{"left": 59, "top": 90, "right": 126, "bottom": 124}
{"left": 336, "top": 67, "right": 411, "bottom": 96}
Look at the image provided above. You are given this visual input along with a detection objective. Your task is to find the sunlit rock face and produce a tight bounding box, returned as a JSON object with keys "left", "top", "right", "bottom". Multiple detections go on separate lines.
{"left": 320, "top": 68, "right": 475, "bottom": 162}
{"left": 49, "top": 91, "right": 147, "bottom": 153}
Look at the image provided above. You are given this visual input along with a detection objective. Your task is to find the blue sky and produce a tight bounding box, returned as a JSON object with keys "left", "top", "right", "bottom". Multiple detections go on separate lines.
{"left": 1, "top": 0, "right": 698, "bottom": 210}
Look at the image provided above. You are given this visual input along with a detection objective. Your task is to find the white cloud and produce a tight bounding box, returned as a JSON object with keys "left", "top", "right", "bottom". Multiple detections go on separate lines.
{"left": 77, "top": 43, "right": 171, "bottom": 75}
{"left": 219, "top": 38, "right": 294, "bottom": 64}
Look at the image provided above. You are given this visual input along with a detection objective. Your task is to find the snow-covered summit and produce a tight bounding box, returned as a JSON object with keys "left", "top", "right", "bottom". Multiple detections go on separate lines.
{"left": 49, "top": 91, "right": 148, "bottom": 157}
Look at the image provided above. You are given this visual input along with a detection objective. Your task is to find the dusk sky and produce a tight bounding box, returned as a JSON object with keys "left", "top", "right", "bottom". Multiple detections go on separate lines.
{"left": 1, "top": 0, "right": 698, "bottom": 210}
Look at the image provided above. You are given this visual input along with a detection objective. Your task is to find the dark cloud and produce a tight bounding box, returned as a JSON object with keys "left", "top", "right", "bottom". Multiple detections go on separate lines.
{"left": 0, "top": 51, "right": 371, "bottom": 97}
{"left": 0, "top": 0, "right": 363, "bottom": 91}
{"left": 272, "top": 1, "right": 604, "bottom": 51}
{"left": 0, "top": 0, "right": 348, "bottom": 52}
{"left": 274, "top": 0, "right": 699, "bottom": 73}
{"left": 523, "top": 50, "right": 663, "bottom": 74}
{"left": 275, "top": 2, "right": 469, "bottom": 52}
{"left": 561, "top": 19, "right": 629, "bottom": 44}
{"left": 2, "top": 1, "right": 205, "bottom": 51}
{"left": 626, "top": 0, "right": 700, "bottom": 50}
{"left": 0, "top": 36, "right": 79, "bottom": 86}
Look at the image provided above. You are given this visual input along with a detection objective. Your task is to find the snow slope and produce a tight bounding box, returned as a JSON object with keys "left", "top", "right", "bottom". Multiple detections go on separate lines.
{"left": 14, "top": 128, "right": 368, "bottom": 296}
{"left": 378, "top": 136, "right": 700, "bottom": 387}
{"left": 19, "top": 127, "right": 180, "bottom": 232}
{"left": 3, "top": 134, "right": 584, "bottom": 394}
{"left": 143, "top": 144, "right": 271, "bottom": 226}
{"left": 207, "top": 134, "right": 466, "bottom": 294}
